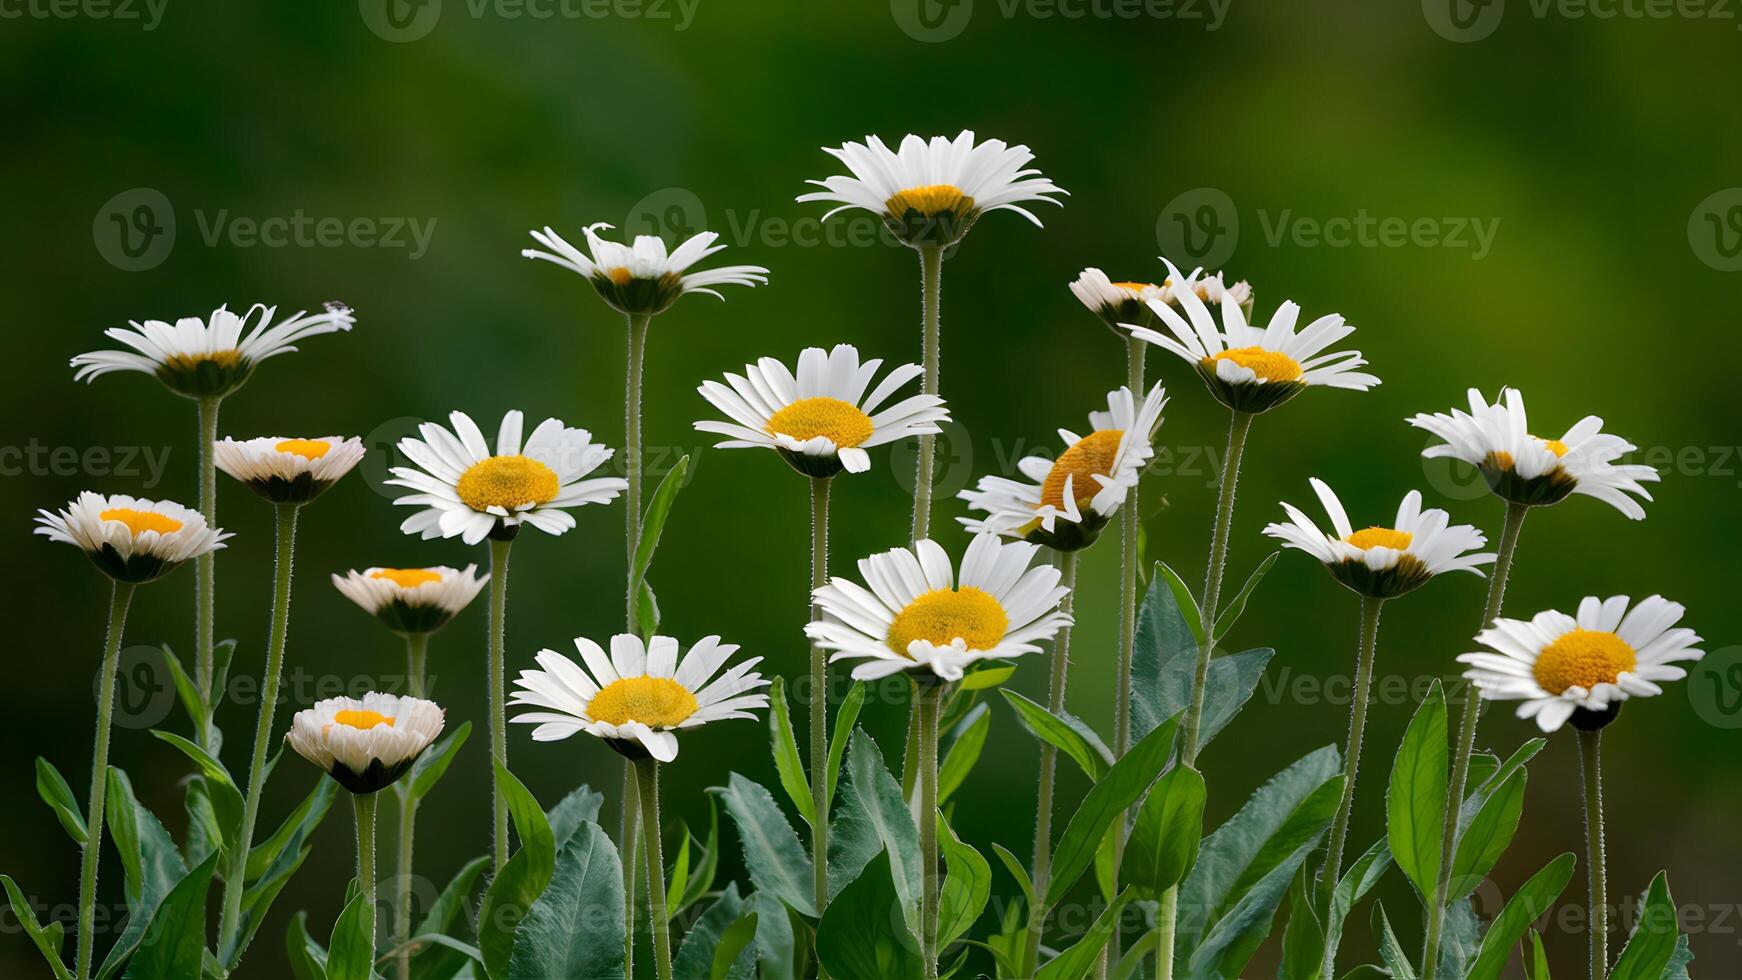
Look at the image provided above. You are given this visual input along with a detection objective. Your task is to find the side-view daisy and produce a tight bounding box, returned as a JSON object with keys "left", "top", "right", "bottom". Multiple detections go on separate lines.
{"left": 286, "top": 692, "right": 447, "bottom": 794}
{"left": 1458, "top": 595, "right": 1703, "bottom": 732}
{"left": 36, "top": 492, "right": 230, "bottom": 583}
{"left": 1127, "top": 262, "right": 1377, "bottom": 414}
{"left": 387, "top": 409, "right": 627, "bottom": 544}
{"left": 70, "top": 302, "right": 355, "bottom": 399}
{"left": 1070, "top": 267, "right": 1252, "bottom": 334}
{"left": 1264, "top": 479, "right": 1495, "bottom": 598}
{"left": 798, "top": 131, "right": 1066, "bottom": 248}
{"left": 694, "top": 344, "right": 949, "bottom": 477}
{"left": 1408, "top": 387, "right": 1660, "bottom": 519}
{"left": 509, "top": 633, "right": 770, "bottom": 762}
{"left": 522, "top": 223, "right": 768, "bottom": 317}
{"left": 213, "top": 436, "right": 365, "bottom": 505}
{"left": 332, "top": 565, "right": 488, "bottom": 636}
{"left": 960, "top": 383, "right": 1167, "bottom": 551}
{"left": 808, "top": 533, "right": 1072, "bottom": 682}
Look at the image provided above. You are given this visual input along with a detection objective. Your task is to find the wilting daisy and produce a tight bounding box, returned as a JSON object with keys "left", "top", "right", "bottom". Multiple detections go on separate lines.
{"left": 1070, "top": 268, "right": 1252, "bottom": 335}
{"left": 36, "top": 492, "right": 229, "bottom": 584}
{"left": 332, "top": 565, "right": 488, "bottom": 638}
{"left": 798, "top": 131, "right": 1066, "bottom": 248}
{"left": 1408, "top": 387, "right": 1659, "bottom": 519}
{"left": 695, "top": 344, "right": 949, "bottom": 477}
{"left": 213, "top": 436, "right": 365, "bottom": 505}
{"left": 1264, "top": 479, "right": 1495, "bottom": 599}
{"left": 960, "top": 383, "right": 1167, "bottom": 552}
{"left": 522, "top": 223, "right": 768, "bottom": 318}
{"left": 387, "top": 409, "right": 626, "bottom": 545}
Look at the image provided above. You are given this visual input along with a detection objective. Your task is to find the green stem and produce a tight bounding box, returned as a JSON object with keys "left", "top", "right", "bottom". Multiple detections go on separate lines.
{"left": 911, "top": 243, "right": 943, "bottom": 543}
{"left": 75, "top": 581, "right": 135, "bottom": 980}
{"left": 1023, "top": 551, "right": 1080, "bottom": 976}
{"left": 625, "top": 312, "right": 651, "bottom": 630}
{"left": 1422, "top": 501, "right": 1528, "bottom": 979}
{"left": 394, "top": 632, "right": 429, "bottom": 980}
{"left": 915, "top": 681, "right": 944, "bottom": 978}
{"left": 622, "top": 763, "right": 641, "bottom": 978}
{"left": 194, "top": 394, "right": 220, "bottom": 751}
{"left": 355, "top": 792, "right": 379, "bottom": 966}
{"left": 219, "top": 502, "right": 300, "bottom": 958}
{"left": 486, "top": 537, "right": 514, "bottom": 873}
{"left": 1105, "top": 336, "right": 1147, "bottom": 977}
{"left": 1153, "top": 887, "right": 1178, "bottom": 980}
{"left": 809, "top": 476, "right": 832, "bottom": 912}
{"left": 1579, "top": 729, "right": 1608, "bottom": 980}
{"left": 1319, "top": 596, "right": 1385, "bottom": 972}
{"left": 1181, "top": 410, "right": 1253, "bottom": 765}
{"left": 634, "top": 758, "right": 674, "bottom": 980}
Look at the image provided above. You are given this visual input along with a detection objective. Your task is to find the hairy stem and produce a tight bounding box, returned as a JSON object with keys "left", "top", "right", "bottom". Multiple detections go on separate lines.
{"left": 621, "top": 764, "right": 640, "bottom": 978}
{"left": 486, "top": 537, "right": 513, "bottom": 873}
{"left": 1023, "top": 551, "right": 1080, "bottom": 976}
{"left": 1181, "top": 410, "right": 1253, "bottom": 765}
{"left": 915, "top": 682, "right": 944, "bottom": 979}
{"left": 1105, "top": 336, "right": 1148, "bottom": 975}
{"left": 1579, "top": 729, "right": 1608, "bottom": 980}
{"left": 394, "top": 631, "right": 429, "bottom": 980}
{"left": 624, "top": 311, "right": 651, "bottom": 630}
{"left": 809, "top": 475, "right": 833, "bottom": 912}
{"left": 634, "top": 758, "right": 674, "bottom": 980}
{"left": 355, "top": 792, "right": 379, "bottom": 965}
{"left": 75, "top": 581, "right": 135, "bottom": 980}
{"left": 1320, "top": 596, "right": 1385, "bottom": 978}
{"left": 194, "top": 394, "right": 220, "bottom": 750}
{"left": 911, "top": 243, "right": 943, "bottom": 542}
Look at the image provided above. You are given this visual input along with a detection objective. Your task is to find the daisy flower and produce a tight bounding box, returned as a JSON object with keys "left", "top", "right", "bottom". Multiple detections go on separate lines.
{"left": 509, "top": 634, "right": 771, "bottom": 762}
{"left": 332, "top": 565, "right": 488, "bottom": 636}
{"left": 959, "top": 383, "right": 1167, "bottom": 551}
{"left": 1070, "top": 267, "right": 1252, "bottom": 335}
{"left": 522, "top": 223, "right": 768, "bottom": 317}
{"left": 386, "top": 410, "right": 627, "bottom": 545}
{"left": 1459, "top": 595, "right": 1703, "bottom": 732}
{"left": 1263, "top": 479, "right": 1495, "bottom": 599}
{"left": 798, "top": 131, "right": 1066, "bottom": 248}
{"left": 1126, "top": 262, "right": 1377, "bottom": 414}
{"left": 213, "top": 436, "right": 365, "bottom": 505}
{"left": 36, "top": 492, "right": 230, "bottom": 583}
{"left": 1408, "top": 387, "right": 1659, "bottom": 520}
{"left": 807, "top": 533, "right": 1073, "bottom": 682}
{"left": 70, "top": 302, "right": 355, "bottom": 399}
{"left": 285, "top": 693, "right": 446, "bottom": 794}
{"left": 694, "top": 344, "right": 949, "bottom": 477}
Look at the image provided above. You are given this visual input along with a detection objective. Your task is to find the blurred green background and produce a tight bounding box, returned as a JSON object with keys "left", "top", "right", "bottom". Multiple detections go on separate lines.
{"left": 3, "top": 1, "right": 1740, "bottom": 976}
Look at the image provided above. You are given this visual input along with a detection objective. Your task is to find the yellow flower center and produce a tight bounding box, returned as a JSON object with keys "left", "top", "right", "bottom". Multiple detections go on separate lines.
{"left": 1111, "top": 281, "right": 1156, "bottom": 293}
{"left": 607, "top": 267, "right": 634, "bottom": 285}
{"left": 1041, "top": 430, "right": 1124, "bottom": 509}
{"left": 455, "top": 455, "right": 560, "bottom": 512}
{"left": 371, "top": 568, "right": 442, "bottom": 588}
{"left": 333, "top": 709, "right": 395, "bottom": 729}
{"left": 275, "top": 438, "right": 331, "bottom": 460}
{"left": 1541, "top": 438, "right": 1569, "bottom": 457}
{"left": 1206, "top": 347, "right": 1304, "bottom": 382}
{"left": 1489, "top": 437, "right": 1570, "bottom": 473}
{"left": 163, "top": 350, "right": 244, "bottom": 373}
{"left": 1532, "top": 629, "right": 1637, "bottom": 695}
{"left": 765, "top": 397, "right": 876, "bottom": 449}
{"left": 1344, "top": 526, "right": 1414, "bottom": 551}
{"left": 100, "top": 507, "right": 183, "bottom": 537}
{"left": 886, "top": 587, "right": 1009, "bottom": 656}
{"left": 886, "top": 184, "right": 974, "bottom": 218}
{"left": 588, "top": 676, "right": 699, "bottom": 728}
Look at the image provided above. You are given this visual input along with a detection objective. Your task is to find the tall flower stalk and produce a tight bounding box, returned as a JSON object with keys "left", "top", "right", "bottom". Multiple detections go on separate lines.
{"left": 634, "top": 758, "right": 675, "bottom": 980}
{"left": 194, "top": 395, "right": 221, "bottom": 741}
{"left": 1578, "top": 728, "right": 1608, "bottom": 980}
{"left": 913, "top": 679, "right": 945, "bottom": 977}
{"left": 1021, "top": 552, "right": 1078, "bottom": 973}
{"left": 1182, "top": 408, "right": 1253, "bottom": 762}
{"left": 485, "top": 536, "right": 513, "bottom": 870}
{"left": 808, "top": 474, "right": 831, "bottom": 908}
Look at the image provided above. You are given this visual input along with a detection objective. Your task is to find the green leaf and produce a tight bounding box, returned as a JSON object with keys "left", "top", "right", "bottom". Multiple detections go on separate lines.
{"left": 1436, "top": 897, "right": 1483, "bottom": 980}
{"left": 478, "top": 761, "right": 559, "bottom": 978}
{"left": 3, "top": 874, "right": 71, "bottom": 980}
{"left": 1113, "top": 929, "right": 1160, "bottom": 980}
{"left": 284, "top": 911, "right": 328, "bottom": 980}
{"left": 823, "top": 682, "right": 866, "bottom": 814}
{"left": 959, "top": 663, "right": 1016, "bottom": 691}
{"left": 709, "top": 908, "right": 759, "bottom": 980}
{"left": 325, "top": 880, "right": 374, "bottom": 980}
{"left": 228, "top": 774, "right": 334, "bottom": 967}
{"left": 150, "top": 729, "right": 243, "bottom": 854}
{"left": 815, "top": 852, "right": 922, "bottom": 980}
{"left": 1188, "top": 836, "right": 1327, "bottom": 980}
{"left": 157, "top": 644, "right": 206, "bottom": 735}
{"left": 1046, "top": 715, "right": 1181, "bottom": 907}
{"left": 1122, "top": 764, "right": 1207, "bottom": 899}
{"left": 1660, "top": 934, "right": 1694, "bottom": 979}
{"left": 1609, "top": 871, "right": 1679, "bottom": 980}
{"left": 666, "top": 827, "right": 692, "bottom": 917}
{"left": 1464, "top": 853, "right": 1577, "bottom": 980}
{"left": 407, "top": 721, "right": 472, "bottom": 803}
{"left": 546, "top": 784, "right": 606, "bottom": 849}
{"left": 991, "top": 841, "right": 1039, "bottom": 930}
{"left": 1386, "top": 680, "right": 1448, "bottom": 900}
{"left": 410, "top": 856, "right": 491, "bottom": 980}
{"left": 1525, "top": 930, "right": 1551, "bottom": 980}
{"left": 636, "top": 581, "right": 661, "bottom": 638}
{"left": 631, "top": 454, "right": 690, "bottom": 588}
{"left": 718, "top": 773, "right": 816, "bottom": 916}
{"left": 99, "top": 768, "right": 191, "bottom": 980}
{"left": 767, "top": 678, "right": 816, "bottom": 827}
{"left": 121, "top": 852, "right": 219, "bottom": 980}
{"left": 1130, "top": 606, "right": 1274, "bottom": 751}
{"left": 1035, "top": 889, "right": 1133, "bottom": 980}
{"left": 180, "top": 779, "right": 220, "bottom": 869}
{"left": 746, "top": 892, "right": 798, "bottom": 980}
{"left": 1155, "top": 560, "right": 1207, "bottom": 646}
{"left": 1448, "top": 767, "right": 1526, "bottom": 902}
{"left": 1322, "top": 837, "right": 1392, "bottom": 974}
{"left": 937, "top": 810, "right": 991, "bottom": 948}
{"left": 1371, "top": 902, "right": 1418, "bottom": 980}
{"left": 678, "top": 797, "right": 721, "bottom": 915}
{"left": 1001, "top": 690, "right": 1114, "bottom": 781}
{"left": 418, "top": 853, "right": 490, "bottom": 937}
{"left": 1277, "top": 862, "right": 1326, "bottom": 980}
{"left": 247, "top": 774, "right": 337, "bottom": 881}
{"left": 506, "top": 820, "right": 628, "bottom": 978}
{"left": 35, "top": 757, "right": 87, "bottom": 845}
{"left": 826, "top": 729, "right": 920, "bottom": 923}
{"left": 1212, "top": 552, "right": 1278, "bottom": 640}
{"left": 938, "top": 702, "right": 991, "bottom": 802}
{"left": 672, "top": 884, "right": 748, "bottom": 980}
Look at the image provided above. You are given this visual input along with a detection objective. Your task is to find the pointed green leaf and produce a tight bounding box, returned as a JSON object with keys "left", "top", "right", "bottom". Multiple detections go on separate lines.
{"left": 477, "top": 762, "right": 558, "bottom": 977}
{"left": 815, "top": 852, "right": 922, "bottom": 980}
{"left": 938, "top": 702, "right": 991, "bottom": 802}
{"left": 284, "top": 910, "right": 327, "bottom": 980}
{"left": 506, "top": 820, "right": 627, "bottom": 978}
{"left": 1212, "top": 552, "right": 1278, "bottom": 640}
{"left": 631, "top": 454, "right": 690, "bottom": 587}
{"left": 1154, "top": 560, "right": 1207, "bottom": 646}
{"left": 35, "top": 757, "right": 87, "bottom": 845}
{"left": 1122, "top": 764, "right": 1207, "bottom": 899}
{"left": 1002, "top": 690, "right": 1114, "bottom": 781}
{"left": 1322, "top": 837, "right": 1392, "bottom": 975}
{"left": 1386, "top": 680, "right": 1448, "bottom": 900}
{"left": 717, "top": 773, "right": 816, "bottom": 916}
{"left": 121, "top": 852, "right": 219, "bottom": 980}
{"left": 3, "top": 874, "right": 71, "bottom": 980}
{"left": 1608, "top": 871, "right": 1678, "bottom": 980}
{"left": 959, "top": 663, "right": 1016, "bottom": 691}
{"left": 325, "top": 880, "right": 374, "bottom": 980}
{"left": 150, "top": 730, "right": 243, "bottom": 853}
{"left": 157, "top": 645, "right": 206, "bottom": 736}
{"left": 678, "top": 796, "right": 721, "bottom": 915}
{"left": 823, "top": 682, "right": 866, "bottom": 814}
{"left": 767, "top": 678, "right": 816, "bottom": 826}
{"left": 1046, "top": 715, "right": 1180, "bottom": 907}
{"left": 1372, "top": 902, "right": 1418, "bottom": 979}
{"left": 1036, "top": 889, "right": 1133, "bottom": 980}
{"left": 1465, "top": 853, "right": 1577, "bottom": 980}
{"left": 672, "top": 883, "right": 746, "bottom": 980}
{"left": 825, "top": 729, "right": 920, "bottom": 923}
{"left": 937, "top": 810, "right": 991, "bottom": 948}
{"left": 1449, "top": 767, "right": 1526, "bottom": 901}
{"left": 407, "top": 721, "right": 472, "bottom": 803}
{"left": 709, "top": 908, "right": 759, "bottom": 980}
{"left": 546, "top": 783, "right": 606, "bottom": 849}
{"left": 99, "top": 768, "right": 190, "bottom": 980}
{"left": 247, "top": 774, "right": 337, "bottom": 881}
{"left": 1525, "top": 930, "right": 1551, "bottom": 980}
{"left": 1277, "top": 862, "right": 1326, "bottom": 980}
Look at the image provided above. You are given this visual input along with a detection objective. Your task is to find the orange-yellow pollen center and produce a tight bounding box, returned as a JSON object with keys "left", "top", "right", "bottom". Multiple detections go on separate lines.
{"left": 886, "top": 184, "right": 974, "bottom": 218}
{"left": 886, "top": 587, "right": 1009, "bottom": 657}
{"left": 100, "top": 507, "right": 183, "bottom": 537}
{"left": 1207, "top": 347, "right": 1304, "bottom": 382}
{"left": 333, "top": 709, "right": 395, "bottom": 730}
{"left": 371, "top": 568, "right": 442, "bottom": 588}
{"left": 606, "top": 267, "right": 634, "bottom": 285}
{"left": 1041, "top": 430, "right": 1124, "bottom": 509}
{"left": 455, "top": 455, "right": 560, "bottom": 512}
{"left": 766, "top": 397, "right": 876, "bottom": 449}
{"left": 1344, "top": 526, "right": 1414, "bottom": 551}
{"left": 1532, "top": 629, "right": 1636, "bottom": 695}
{"left": 275, "top": 438, "right": 331, "bottom": 460}
{"left": 587, "top": 676, "right": 699, "bottom": 728}
{"left": 1541, "top": 438, "right": 1569, "bottom": 457}
{"left": 1111, "top": 281, "right": 1156, "bottom": 293}
{"left": 163, "top": 350, "right": 243, "bottom": 373}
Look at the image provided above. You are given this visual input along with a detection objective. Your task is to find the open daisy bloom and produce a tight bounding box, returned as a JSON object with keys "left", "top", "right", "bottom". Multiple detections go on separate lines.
{"left": 286, "top": 693, "right": 445, "bottom": 794}
{"left": 807, "top": 533, "right": 1072, "bottom": 682}
{"left": 71, "top": 302, "right": 355, "bottom": 400}
{"left": 694, "top": 344, "right": 949, "bottom": 477}
{"left": 332, "top": 565, "right": 488, "bottom": 636}
{"left": 1264, "top": 479, "right": 1495, "bottom": 599}
{"left": 798, "top": 131, "right": 1066, "bottom": 248}
{"left": 1070, "top": 268, "right": 1252, "bottom": 335}
{"left": 1126, "top": 263, "right": 1376, "bottom": 415}
{"left": 387, "top": 409, "right": 627, "bottom": 545}
{"left": 213, "top": 436, "right": 365, "bottom": 505}
{"left": 1459, "top": 595, "right": 1703, "bottom": 733}
{"left": 959, "top": 383, "right": 1167, "bottom": 551}
{"left": 522, "top": 223, "right": 768, "bottom": 318}
{"left": 1408, "top": 387, "right": 1659, "bottom": 519}
{"left": 508, "top": 634, "right": 770, "bottom": 762}
{"left": 36, "top": 492, "right": 230, "bottom": 583}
